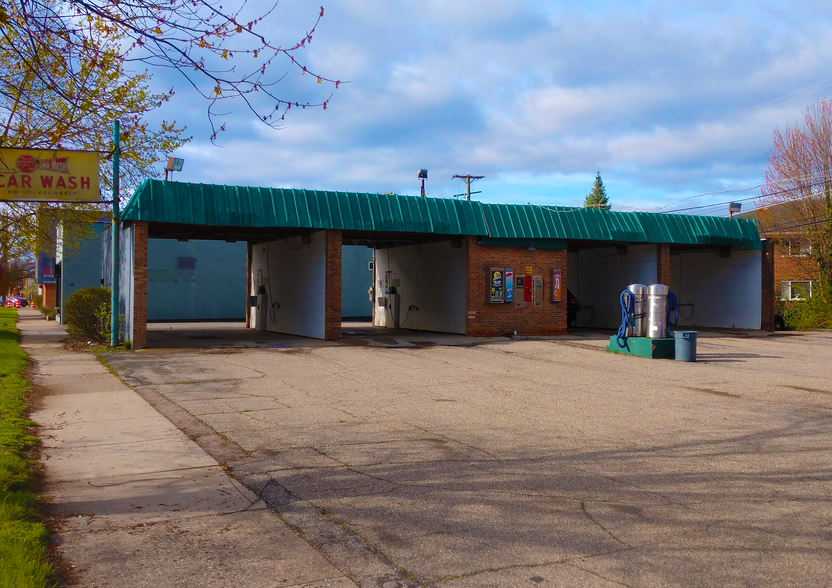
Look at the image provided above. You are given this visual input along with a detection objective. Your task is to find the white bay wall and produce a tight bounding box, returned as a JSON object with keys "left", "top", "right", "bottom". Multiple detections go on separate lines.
{"left": 249, "top": 232, "right": 326, "bottom": 339}
{"left": 567, "top": 245, "right": 658, "bottom": 329}
{"left": 373, "top": 240, "right": 466, "bottom": 334}
{"left": 670, "top": 249, "right": 761, "bottom": 329}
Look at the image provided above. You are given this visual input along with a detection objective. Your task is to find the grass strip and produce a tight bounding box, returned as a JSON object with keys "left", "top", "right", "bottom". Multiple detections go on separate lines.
{"left": 0, "top": 308, "right": 52, "bottom": 587}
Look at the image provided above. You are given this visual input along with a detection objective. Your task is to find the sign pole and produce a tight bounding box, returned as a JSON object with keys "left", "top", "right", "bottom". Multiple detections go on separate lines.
{"left": 110, "top": 120, "right": 120, "bottom": 347}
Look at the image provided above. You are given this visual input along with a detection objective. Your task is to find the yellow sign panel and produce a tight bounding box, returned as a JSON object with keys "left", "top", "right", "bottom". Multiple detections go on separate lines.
{"left": 0, "top": 148, "right": 100, "bottom": 202}
{"left": 525, "top": 265, "right": 533, "bottom": 275}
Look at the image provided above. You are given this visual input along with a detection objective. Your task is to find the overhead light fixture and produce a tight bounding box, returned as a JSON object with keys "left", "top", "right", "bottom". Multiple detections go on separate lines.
{"left": 418, "top": 169, "right": 428, "bottom": 197}
{"left": 165, "top": 156, "right": 185, "bottom": 181}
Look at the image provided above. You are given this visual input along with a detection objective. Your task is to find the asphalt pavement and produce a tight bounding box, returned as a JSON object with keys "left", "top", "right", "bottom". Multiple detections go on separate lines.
{"left": 97, "top": 324, "right": 832, "bottom": 587}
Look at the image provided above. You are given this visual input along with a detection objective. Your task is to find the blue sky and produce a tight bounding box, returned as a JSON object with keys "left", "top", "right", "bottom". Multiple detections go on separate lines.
{"left": 146, "top": 0, "right": 832, "bottom": 215}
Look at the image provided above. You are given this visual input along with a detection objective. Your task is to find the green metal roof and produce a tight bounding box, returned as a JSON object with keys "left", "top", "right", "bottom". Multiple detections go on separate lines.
{"left": 122, "top": 179, "right": 762, "bottom": 250}
{"left": 122, "top": 179, "right": 487, "bottom": 235}
{"left": 480, "top": 204, "right": 762, "bottom": 249}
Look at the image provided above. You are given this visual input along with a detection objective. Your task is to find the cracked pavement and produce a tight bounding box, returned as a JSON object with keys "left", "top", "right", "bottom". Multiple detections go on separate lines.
{"left": 102, "top": 330, "right": 832, "bottom": 587}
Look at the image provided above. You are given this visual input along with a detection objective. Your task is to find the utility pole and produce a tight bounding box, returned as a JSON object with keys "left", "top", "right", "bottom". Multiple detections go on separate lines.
{"left": 452, "top": 174, "right": 485, "bottom": 200}
{"left": 110, "top": 120, "right": 120, "bottom": 347}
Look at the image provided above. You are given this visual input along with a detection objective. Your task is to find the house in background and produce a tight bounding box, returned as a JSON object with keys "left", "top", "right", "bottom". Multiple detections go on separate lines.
{"left": 740, "top": 202, "right": 820, "bottom": 301}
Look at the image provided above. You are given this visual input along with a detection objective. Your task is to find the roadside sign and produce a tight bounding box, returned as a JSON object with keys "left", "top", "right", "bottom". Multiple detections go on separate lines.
{"left": 0, "top": 148, "right": 99, "bottom": 202}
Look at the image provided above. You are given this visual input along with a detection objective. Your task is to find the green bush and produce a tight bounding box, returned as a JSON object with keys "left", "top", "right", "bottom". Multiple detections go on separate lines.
{"left": 784, "top": 285, "right": 832, "bottom": 330}
{"left": 63, "top": 287, "right": 111, "bottom": 343}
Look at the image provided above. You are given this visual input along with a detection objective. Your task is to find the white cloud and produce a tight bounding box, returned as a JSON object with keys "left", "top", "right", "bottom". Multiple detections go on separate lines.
{"left": 160, "top": 0, "right": 832, "bottom": 211}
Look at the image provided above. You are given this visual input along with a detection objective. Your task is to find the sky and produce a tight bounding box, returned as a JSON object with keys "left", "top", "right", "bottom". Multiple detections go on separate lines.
{"left": 143, "top": 0, "right": 832, "bottom": 216}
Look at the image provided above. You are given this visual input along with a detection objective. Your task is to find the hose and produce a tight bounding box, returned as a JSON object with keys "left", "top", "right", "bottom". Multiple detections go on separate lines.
{"left": 668, "top": 291, "right": 679, "bottom": 332}
{"left": 616, "top": 289, "right": 633, "bottom": 348}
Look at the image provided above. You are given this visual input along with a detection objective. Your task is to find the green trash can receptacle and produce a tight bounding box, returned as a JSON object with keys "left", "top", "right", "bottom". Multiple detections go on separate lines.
{"left": 674, "top": 330, "right": 698, "bottom": 362}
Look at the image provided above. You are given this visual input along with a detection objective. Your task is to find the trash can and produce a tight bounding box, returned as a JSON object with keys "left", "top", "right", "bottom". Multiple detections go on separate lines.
{"left": 674, "top": 330, "right": 698, "bottom": 362}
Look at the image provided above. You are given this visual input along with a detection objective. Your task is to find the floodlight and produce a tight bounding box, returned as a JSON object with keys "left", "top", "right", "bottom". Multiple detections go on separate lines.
{"left": 417, "top": 169, "right": 428, "bottom": 179}
{"left": 167, "top": 157, "right": 185, "bottom": 172}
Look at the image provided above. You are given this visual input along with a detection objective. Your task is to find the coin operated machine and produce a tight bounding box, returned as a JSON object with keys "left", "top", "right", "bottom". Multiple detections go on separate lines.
{"left": 252, "top": 269, "right": 268, "bottom": 332}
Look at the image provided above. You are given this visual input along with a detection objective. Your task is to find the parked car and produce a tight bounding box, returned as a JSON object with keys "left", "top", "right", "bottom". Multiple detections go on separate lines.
{"left": 567, "top": 289, "right": 578, "bottom": 327}
{"left": 5, "top": 297, "right": 22, "bottom": 308}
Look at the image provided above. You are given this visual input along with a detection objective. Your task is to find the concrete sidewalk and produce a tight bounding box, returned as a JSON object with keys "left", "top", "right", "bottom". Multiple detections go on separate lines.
{"left": 20, "top": 309, "right": 355, "bottom": 588}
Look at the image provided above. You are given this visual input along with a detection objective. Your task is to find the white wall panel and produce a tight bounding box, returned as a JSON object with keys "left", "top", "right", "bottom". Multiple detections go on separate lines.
{"left": 373, "top": 240, "right": 466, "bottom": 334}
{"left": 250, "top": 232, "right": 326, "bottom": 339}
{"left": 567, "top": 245, "right": 658, "bottom": 329}
{"left": 670, "top": 249, "right": 761, "bottom": 329}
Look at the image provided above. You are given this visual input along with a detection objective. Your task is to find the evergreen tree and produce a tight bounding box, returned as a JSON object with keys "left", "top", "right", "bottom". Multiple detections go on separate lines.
{"left": 585, "top": 171, "right": 612, "bottom": 210}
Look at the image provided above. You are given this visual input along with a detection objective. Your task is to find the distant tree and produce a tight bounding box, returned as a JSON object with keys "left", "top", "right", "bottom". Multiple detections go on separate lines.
{"left": 758, "top": 99, "right": 832, "bottom": 304}
{"left": 585, "top": 171, "right": 611, "bottom": 210}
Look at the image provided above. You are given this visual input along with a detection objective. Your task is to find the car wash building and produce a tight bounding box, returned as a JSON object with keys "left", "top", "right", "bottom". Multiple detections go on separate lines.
{"left": 116, "top": 180, "right": 773, "bottom": 349}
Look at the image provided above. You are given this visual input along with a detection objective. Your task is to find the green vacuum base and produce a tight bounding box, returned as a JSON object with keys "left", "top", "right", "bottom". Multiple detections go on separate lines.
{"left": 606, "top": 336, "right": 675, "bottom": 359}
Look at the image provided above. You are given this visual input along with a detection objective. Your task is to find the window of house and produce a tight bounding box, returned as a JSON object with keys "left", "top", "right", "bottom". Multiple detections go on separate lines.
{"left": 780, "top": 280, "right": 814, "bottom": 300}
{"left": 787, "top": 239, "right": 811, "bottom": 257}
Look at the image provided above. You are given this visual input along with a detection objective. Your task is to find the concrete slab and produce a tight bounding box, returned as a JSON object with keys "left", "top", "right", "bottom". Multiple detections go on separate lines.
{"left": 56, "top": 510, "right": 357, "bottom": 588}
{"left": 46, "top": 466, "right": 264, "bottom": 530}
{"left": 39, "top": 415, "right": 183, "bottom": 449}
{"left": 42, "top": 435, "right": 221, "bottom": 483}
{"left": 16, "top": 309, "right": 358, "bottom": 588}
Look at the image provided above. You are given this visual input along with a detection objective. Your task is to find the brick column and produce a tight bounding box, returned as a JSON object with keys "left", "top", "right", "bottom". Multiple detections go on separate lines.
{"left": 657, "top": 243, "right": 671, "bottom": 286}
{"left": 324, "top": 230, "right": 342, "bottom": 341}
{"left": 42, "top": 283, "right": 57, "bottom": 308}
{"left": 760, "top": 239, "right": 775, "bottom": 332}
{"left": 132, "top": 222, "right": 148, "bottom": 350}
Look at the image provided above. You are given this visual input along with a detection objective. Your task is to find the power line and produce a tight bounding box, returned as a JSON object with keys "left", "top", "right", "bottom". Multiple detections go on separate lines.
{"left": 656, "top": 176, "right": 832, "bottom": 214}
{"left": 656, "top": 171, "right": 829, "bottom": 210}
{"left": 763, "top": 216, "right": 832, "bottom": 233}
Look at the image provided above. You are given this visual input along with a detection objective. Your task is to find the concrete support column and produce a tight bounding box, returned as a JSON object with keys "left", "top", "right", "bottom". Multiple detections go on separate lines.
{"left": 761, "top": 239, "right": 775, "bottom": 332}
{"left": 245, "top": 241, "right": 252, "bottom": 328}
{"left": 132, "top": 222, "right": 148, "bottom": 350}
{"left": 324, "top": 230, "right": 342, "bottom": 341}
{"left": 657, "top": 243, "right": 671, "bottom": 286}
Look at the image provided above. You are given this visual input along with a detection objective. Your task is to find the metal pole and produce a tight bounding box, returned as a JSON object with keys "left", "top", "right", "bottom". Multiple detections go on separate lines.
{"left": 110, "top": 120, "right": 120, "bottom": 347}
{"left": 421, "top": 179, "right": 425, "bottom": 197}
{"left": 466, "top": 177, "right": 471, "bottom": 201}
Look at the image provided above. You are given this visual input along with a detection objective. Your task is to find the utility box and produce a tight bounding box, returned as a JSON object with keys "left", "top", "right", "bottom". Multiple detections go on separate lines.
{"left": 515, "top": 276, "right": 525, "bottom": 308}
{"left": 533, "top": 275, "right": 543, "bottom": 307}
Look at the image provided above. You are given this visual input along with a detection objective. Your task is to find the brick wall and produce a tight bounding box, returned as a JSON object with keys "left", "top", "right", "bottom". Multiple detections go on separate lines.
{"left": 772, "top": 239, "right": 818, "bottom": 284}
{"left": 42, "top": 283, "right": 57, "bottom": 309}
{"left": 657, "top": 243, "right": 671, "bottom": 286}
{"left": 324, "top": 230, "right": 342, "bottom": 341}
{"left": 761, "top": 239, "right": 775, "bottom": 332}
{"left": 132, "top": 222, "right": 148, "bottom": 350}
{"left": 465, "top": 237, "right": 567, "bottom": 336}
